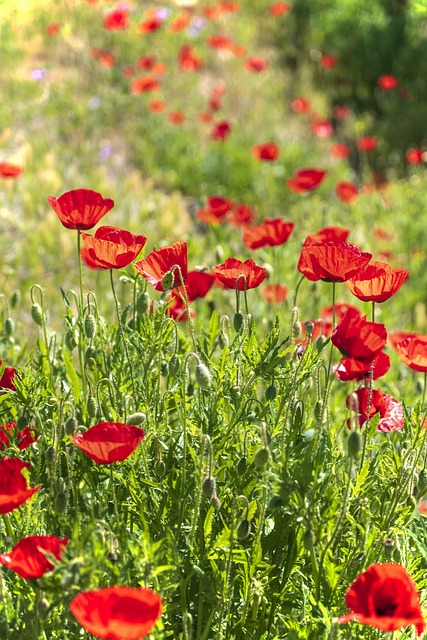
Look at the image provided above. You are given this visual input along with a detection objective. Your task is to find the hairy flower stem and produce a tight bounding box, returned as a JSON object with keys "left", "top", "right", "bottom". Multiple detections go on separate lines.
{"left": 109, "top": 269, "right": 137, "bottom": 400}
{"left": 76, "top": 231, "right": 84, "bottom": 316}
{"left": 175, "top": 266, "right": 198, "bottom": 353}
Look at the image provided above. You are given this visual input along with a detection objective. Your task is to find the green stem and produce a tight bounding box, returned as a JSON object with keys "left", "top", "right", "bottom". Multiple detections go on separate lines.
{"left": 77, "top": 231, "right": 84, "bottom": 317}
{"left": 2, "top": 514, "right": 13, "bottom": 541}
{"left": 175, "top": 266, "right": 198, "bottom": 353}
{"left": 109, "top": 269, "right": 137, "bottom": 400}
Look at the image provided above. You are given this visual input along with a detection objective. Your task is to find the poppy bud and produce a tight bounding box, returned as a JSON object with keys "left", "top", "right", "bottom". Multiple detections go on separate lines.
{"left": 195, "top": 363, "right": 212, "bottom": 389}
{"left": 45, "top": 445, "right": 55, "bottom": 461}
{"left": 314, "top": 400, "right": 323, "bottom": 422}
{"left": 160, "top": 361, "right": 169, "bottom": 377}
{"left": 315, "top": 335, "right": 327, "bottom": 351}
{"left": 136, "top": 292, "right": 149, "bottom": 315}
{"left": 85, "top": 346, "right": 97, "bottom": 363}
{"left": 292, "top": 321, "right": 302, "bottom": 339}
{"left": 268, "top": 495, "right": 284, "bottom": 510}
{"left": 54, "top": 490, "right": 67, "bottom": 514}
{"left": 65, "top": 417, "right": 78, "bottom": 436}
{"left": 417, "top": 469, "right": 427, "bottom": 495}
{"left": 202, "top": 476, "right": 216, "bottom": 498}
{"left": 234, "top": 312, "right": 244, "bottom": 332}
{"left": 161, "top": 270, "right": 174, "bottom": 291}
{"left": 87, "top": 395, "right": 98, "bottom": 418}
{"left": 305, "top": 320, "right": 315, "bottom": 337}
{"left": 237, "top": 456, "right": 248, "bottom": 475}
{"left": 126, "top": 412, "right": 146, "bottom": 426}
{"left": 4, "top": 318, "right": 14, "bottom": 336}
{"left": 348, "top": 430, "right": 362, "bottom": 458}
{"left": 303, "top": 529, "right": 314, "bottom": 550}
{"left": 254, "top": 447, "right": 269, "bottom": 469}
{"left": 11, "top": 290, "right": 20, "bottom": 308}
{"left": 187, "top": 383, "right": 194, "bottom": 396}
{"left": 84, "top": 314, "right": 96, "bottom": 339}
{"left": 265, "top": 385, "right": 277, "bottom": 401}
{"left": 169, "top": 354, "right": 180, "bottom": 376}
{"left": 218, "top": 331, "right": 228, "bottom": 349}
{"left": 16, "top": 415, "right": 27, "bottom": 430}
{"left": 211, "top": 495, "right": 221, "bottom": 510}
{"left": 383, "top": 538, "right": 394, "bottom": 557}
{"left": 31, "top": 303, "right": 44, "bottom": 326}
{"left": 65, "top": 330, "right": 76, "bottom": 351}
{"left": 236, "top": 519, "right": 251, "bottom": 540}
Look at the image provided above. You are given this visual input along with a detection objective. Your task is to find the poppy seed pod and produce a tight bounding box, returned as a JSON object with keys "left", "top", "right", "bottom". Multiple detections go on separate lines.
{"left": 195, "top": 363, "right": 212, "bottom": 389}
{"left": 31, "top": 303, "right": 44, "bottom": 326}
{"left": 87, "top": 396, "right": 98, "bottom": 419}
{"left": 84, "top": 314, "right": 96, "bottom": 339}
{"left": 202, "top": 476, "right": 216, "bottom": 498}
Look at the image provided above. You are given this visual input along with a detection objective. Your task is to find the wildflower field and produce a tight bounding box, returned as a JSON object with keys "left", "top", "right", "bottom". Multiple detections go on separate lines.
{"left": 2, "top": 0, "right": 427, "bottom": 638}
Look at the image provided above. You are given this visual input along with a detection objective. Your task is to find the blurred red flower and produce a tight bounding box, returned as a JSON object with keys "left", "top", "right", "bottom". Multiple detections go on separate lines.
{"left": 389, "top": 332, "right": 427, "bottom": 372}
{"left": 330, "top": 143, "right": 350, "bottom": 159}
{"left": 219, "top": 1, "right": 240, "bottom": 12}
{"left": 332, "top": 307, "right": 387, "bottom": 362}
{"left": 134, "top": 240, "right": 188, "bottom": 291}
{"left": 121, "top": 66, "right": 135, "bottom": 78}
{"left": 168, "top": 111, "right": 185, "bottom": 125}
{"left": 291, "top": 97, "right": 310, "bottom": 113}
{"left": 0, "top": 535, "right": 68, "bottom": 580}
{"left": 211, "top": 120, "right": 232, "bottom": 141}
{"left": 320, "top": 55, "right": 337, "bottom": 69}
{"left": 46, "top": 22, "right": 60, "bottom": 36}
{"left": 406, "top": 148, "right": 424, "bottom": 164}
{"left": 206, "top": 35, "right": 232, "bottom": 50}
{"left": 226, "top": 203, "right": 255, "bottom": 227}
{"left": 169, "top": 13, "right": 190, "bottom": 31}
{"left": 243, "top": 218, "right": 294, "bottom": 249}
{"left": 0, "top": 162, "right": 23, "bottom": 178}
{"left": 332, "top": 105, "right": 350, "bottom": 119}
{"left": 335, "top": 351, "right": 390, "bottom": 382}
{"left": 130, "top": 76, "right": 160, "bottom": 94}
{"left": 148, "top": 99, "right": 166, "bottom": 113}
{"left": 303, "top": 226, "right": 350, "bottom": 246}
{"left": 137, "top": 55, "right": 156, "bottom": 70}
{"left": 104, "top": 7, "right": 129, "bottom": 30}
{"left": 152, "top": 62, "right": 167, "bottom": 76}
{"left": 197, "top": 195, "right": 233, "bottom": 225}
{"left": 48, "top": 189, "right": 114, "bottom": 230}
{"left": 208, "top": 84, "right": 226, "bottom": 111}
{"left": 287, "top": 168, "right": 327, "bottom": 193}
{"left": 346, "top": 261, "right": 409, "bottom": 303}
{"left": 298, "top": 242, "right": 372, "bottom": 282}
{"left": 212, "top": 258, "right": 267, "bottom": 290}
{"left": 244, "top": 57, "right": 268, "bottom": 72}
{"left": 339, "top": 563, "right": 425, "bottom": 635}
{"left": 174, "top": 270, "right": 215, "bottom": 302}
{"left": 320, "top": 302, "right": 359, "bottom": 325}
{"left": 0, "top": 458, "right": 41, "bottom": 514}
{"left": 72, "top": 422, "right": 144, "bottom": 465}
{"left": 70, "top": 586, "right": 163, "bottom": 640}
{"left": 136, "top": 16, "right": 164, "bottom": 33}
{"left": 251, "top": 142, "right": 280, "bottom": 161}
{"left": 80, "top": 226, "right": 147, "bottom": 270}
{"left": 335, "top": 181, "right": 358, "bottom": 203}
{"left": 261, "top": 284, "right": 288, "bottom": 304}
{"left": 0, "top": 422, "right": 38, "bottom": 451}
{"left": 0, "top": 361, "right": 16, "bottom": 391}
{"left": 269, "top": 2, "right": 292, "bottom": 15}
{"left": 310, "top": 117, "right": 333, "bottom": 138}
{"left": 178, "top": 44, "right": 203, "bottom": 71}
{"left": 377, "top": 75, "right": 398, "bottom": 90}
{"left": 357, "top": 136, "right": 377, "bottom": 152}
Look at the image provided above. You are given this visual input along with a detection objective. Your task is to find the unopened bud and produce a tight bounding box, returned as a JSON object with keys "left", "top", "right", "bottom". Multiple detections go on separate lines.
{"left": 54, "top": 491, "right": 67, "bottom": 514}
{"left": 265, "top": 385, "right": 277, "bottom": 401}
{"left": 292, "top": 321, "right": 302, "bottom": 339}
{"left": 202, "top": 476, "right": 216, "bottom": 499}
{"left": 65, "top": 330, "right": 76, "bottom": 351}
{"left": 254, "top": 447, "right": 269, "bottom": 469}
{"left": 31, "top": 303, "right": 44, "bottom": 326}
{"left": 237, "top": 456, "right": 248, "bottom": 475}
{"left": 305, "top": 320, "right": 315, "bottom": 337}
{"left": 126, "top": 412, "right": 146, "bottom": 426}
{"left": 4, "top": 318, "right": 14, "bottom": 336}
{"left": 87, "top": 396, "right": 97, "bottom": 418}
{"left": 195, "top": 363, "right": 211, "bottom": 390}
{"left": 84, "top": 314, "right": 96, "bottom": 339}
{"left": 348, "top": 430, "right": 362, "bottom": 458}
{"left": 136, "top": 292, "right": 149, "bottom": 315}
{"left": 218, "top": 331, "right": 228, "bottom": 349}
{"left": 236, "top": 519, "right": 251, "bottom": 540}
{"left": 169, "top": 354, "right": 180, "bottom": 376}
{"left": 65, "top": 417, "right": 77, "bottom": 436}
{"left": 11, "top": 291, "right": 20, "bottom": 308}
{"left": 234, "top": 312, "right": 244, "bottom": 332}
{"left": 161, "top": 271, "right": 174, "bottom": 291}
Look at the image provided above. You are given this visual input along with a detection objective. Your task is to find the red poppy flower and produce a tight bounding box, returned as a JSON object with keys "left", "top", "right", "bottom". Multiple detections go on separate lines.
{"left": 178, "top": 44, "right": 203, "bottom": 72}
{"left": 332, "top": 307, "right": 387, "bottom": 362}
{"left": 334, "top": 351, "right": 390, "bottom": 382}
{"left": 130, "top": 76, "right": 160, "bottom": 94}
{"left": 197, "top": 195, "right": 232, "bottom": 225}
{"left": 269, "top": 2, "right": 292, "bottom": 15}
{"left": 0, "top": 458, "right": 41, "bottom": 514}
{"left": 0, "top": 361, "right": 16, "bottom": 391}
{"left": 211, "top": 120, "right": 232, "bottom": 141}
{"left": 389, "top": 332, "right": 427, "bottom": 372}
{"left": 0, "top": 162, "right": 23, "bottom": 178}
{"left": 46, "top": 22, "right": 60, "bottom": 36}
{"left": 182, "top": 271, "right": 215, "bottom": 301}
{"left": 320, "top": 302, "right": 359, "bottom": 325}
{"left": 242, "top": 218, "right": 295, "bottom": 250}
{"left": 335, "top": 181, "right": 358, "bottom": 203}
{"left": 303, "top": 226, "right": 350, "bottom": 246}
{"left": 320, "top": 55, "right": 337, "bottom": 69}
{"left": 0, "top": 422, "right": 38, "bottom": 451}
{"left": 291, "top": 97, "right": 310, "bottom": 113}
{"left": 80, "top": 226, "right": 147, "bottom": 270}
{"left": 134, "top": 240, "right": 188, "bottom": 291}
{"left": 251, "top": 142, "right": 279, "bottom": 161}
{"left": 357, "top": 136, "right": 377, "bottom": 152}
{"left": 346, "top": 261, "right": 409, "bottom": 303}
{"left": 332, "top": 105, "right": 350, "bottom": 120}
{"left": 122, "top": 66, "right": 135, "bottom": 78}
{"left": 104, "top": 7, "right": 129, "bottom": 30}
{"left": 298, "top": 242, "right": 372, "bottom": 282}
{"left": 72, "top": 422, "right": 144, "bottom": 465}
{"left": 70, "top": 586, "right": 162, "bottom": 640}
{"left": 310, "top": 117, "right": 333, "bottom": 138}
{"left": 137, "top": 55, "right": 156, "bottom": 70}
{"left": 218, "top": 1, "right": 240, "bottom": 12}
{"left": 0, "top": 535, "right": 68, "bottom": 580}
{"left": 148, "top": 99, "right": 166, "bottom": 113}
{"left": 287, "top": 168, "right": 327, "bottom": 193}
{"left": 339, "top": 563, "right": 425, "bottom": 635}
{"left": 208, "top": 84, "right": 226, "bottom": 111}
{"left": 99, "top": 51, "right": 116, "bottom": 68}
{"left": 244, "top": 57, "right": 268, "bottom": 72}
{"left": 206, "top": 35, "right": 232, "bottom": 50}
{"left": 261, "top": 284, "right": 288, "bottom": 304}
{"left": 406, "top": 148, "right": 424, "bottom": 164}
{"left": 136, "top": 16, "right": 164, "bottom": 33}
{"left": 347, "top": 387, "right": 403, "bottom": 431}
{"left": 48, "top": 189, "right": 114, "bottom": 231}
{"left": 169, "top": 13, "right": 191, "bottom": 32}
{"left": 378, "top": 75, "right": 398, "bottom": 90}
{"left": 226, "top": 203, "right": 255, "bottom": 227}
{"left": 165, "top": 294, "right": 195, "bottom": 322}
{"left": 152, "top": 62, "right": 167, "bottom": 76}
{"left": 330, "top": 143, "right": 350, "bottom": 159}
{"left": 212, "top": 258, "right": 267, "bottom": 290}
